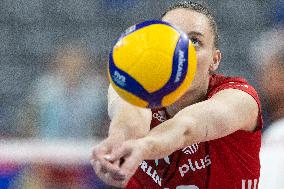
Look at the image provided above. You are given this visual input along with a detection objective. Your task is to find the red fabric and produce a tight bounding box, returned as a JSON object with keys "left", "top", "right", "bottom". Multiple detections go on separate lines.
{"left": 125, "top": 74, "right": 262, "bottom": 189}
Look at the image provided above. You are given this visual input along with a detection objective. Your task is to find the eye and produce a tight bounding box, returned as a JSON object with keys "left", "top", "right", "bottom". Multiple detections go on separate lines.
{"left": 190, "top": 37, "right": 201, "bottom": 47}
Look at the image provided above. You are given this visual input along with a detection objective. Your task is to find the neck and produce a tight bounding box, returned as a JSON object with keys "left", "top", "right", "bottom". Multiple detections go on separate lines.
{"left": 166, "top": 79, "right": 209, "bottom": 117}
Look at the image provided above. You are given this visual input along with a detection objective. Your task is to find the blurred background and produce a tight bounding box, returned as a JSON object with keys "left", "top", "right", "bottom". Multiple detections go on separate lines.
{"left": 0, "top": 0, "right": 283, "bottom": 188}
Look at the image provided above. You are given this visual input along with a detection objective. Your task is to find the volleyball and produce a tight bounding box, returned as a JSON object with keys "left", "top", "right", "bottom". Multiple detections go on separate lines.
{"left": 108, "top": 20, "right": 197, "bottom": 108}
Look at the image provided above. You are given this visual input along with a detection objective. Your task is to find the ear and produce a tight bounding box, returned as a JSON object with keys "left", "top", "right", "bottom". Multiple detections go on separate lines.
{"left": 209, "top": 50, "right": 221, "bottom": 72}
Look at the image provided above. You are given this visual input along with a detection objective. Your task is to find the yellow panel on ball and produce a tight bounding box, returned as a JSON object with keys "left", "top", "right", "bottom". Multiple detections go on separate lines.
{"left": 113, "top": 24, "right": 180, "bottom": 93}
{"left": 161, "top": 42, "right": 197, "bottom": 107}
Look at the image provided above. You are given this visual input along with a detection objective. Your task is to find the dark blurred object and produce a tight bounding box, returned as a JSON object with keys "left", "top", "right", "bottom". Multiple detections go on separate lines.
{"left": 273, "top": 0, "right": 284, "bottom": 25}
{"left": 251, "top": 28, "right": 284, "bottom": 125}
{"left": 251, "top": 27, "right": 284, "bottom": 189}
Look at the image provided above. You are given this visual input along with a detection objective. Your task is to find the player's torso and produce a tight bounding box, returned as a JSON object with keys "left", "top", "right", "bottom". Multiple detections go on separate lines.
{"left": 126, "top": 107, "right": 261, "bottom": 189}
{"left": 126, "top": 109, "right": 210, "bottom": 189}
{"left": 132, "top": 143, "right": 210, "bottom": 189}
{"left": 126, "top": 74, "right": 262, "bottom": 189}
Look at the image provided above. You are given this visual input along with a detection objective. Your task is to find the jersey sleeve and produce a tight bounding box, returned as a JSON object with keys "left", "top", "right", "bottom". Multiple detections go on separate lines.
{"left": 207, "top": 78, "right": 263, "bottom": 130}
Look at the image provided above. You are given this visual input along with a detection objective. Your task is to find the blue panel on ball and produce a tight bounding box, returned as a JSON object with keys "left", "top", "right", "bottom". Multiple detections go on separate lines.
{"left": 147, "top": 100, "right": 162, "bottom": 109}
{"left": 113, "top": 20, "right": 188, "bottom": 48}
{"left": 109, "top": 50, "right": 150, "bottom": 101}
{"left": 135, "top": 20, "right": 188, "bottom": 38}
{"left": 135, "top": 20, "right": 172, "bottom": 30}
{"left": 149, "top": 35, "right": 189, "bottom": 104}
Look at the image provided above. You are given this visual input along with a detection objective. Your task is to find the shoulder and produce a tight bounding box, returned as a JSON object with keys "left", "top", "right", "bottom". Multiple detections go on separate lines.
{"left": 207, "top": 74, "right": 260, "bottom": 109}
{"left": 207, "top": 74, "right": 263, "bottom": 131}
{"left": 207, "top": 74, "right": 256, "bottom": 98}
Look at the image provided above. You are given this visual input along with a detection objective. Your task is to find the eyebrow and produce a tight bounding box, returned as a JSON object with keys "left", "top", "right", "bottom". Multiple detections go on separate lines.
{"left": 187, "top": 31, "right": 205, "bottom": 38}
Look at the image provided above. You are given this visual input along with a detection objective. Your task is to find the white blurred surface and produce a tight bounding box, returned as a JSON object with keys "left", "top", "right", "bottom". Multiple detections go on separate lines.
{"left": 259, "top": 119, "right": 284, "bottom": 189}
{"left": 0, "top": 139, "right": 101, "bottom": 165}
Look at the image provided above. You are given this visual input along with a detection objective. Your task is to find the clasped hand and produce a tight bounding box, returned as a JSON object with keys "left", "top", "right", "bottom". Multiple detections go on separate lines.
{"left": 91, "top": 138, "right": 146, "bottom": 188}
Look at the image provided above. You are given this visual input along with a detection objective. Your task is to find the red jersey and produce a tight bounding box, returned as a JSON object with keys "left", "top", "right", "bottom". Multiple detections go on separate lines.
{"left": 125, "top": 74, "right": 263, "bottom": 189}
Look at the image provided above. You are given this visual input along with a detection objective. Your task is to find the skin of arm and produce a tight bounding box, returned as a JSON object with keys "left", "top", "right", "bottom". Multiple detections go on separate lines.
{"left": 90, "top": 85, "right": 152, "bottom": 185}
{"left": 136, "top": 88, "right": 259, "bottom": 160}
{"left": 107, "top": 85, "right": 152, "bottom": 140}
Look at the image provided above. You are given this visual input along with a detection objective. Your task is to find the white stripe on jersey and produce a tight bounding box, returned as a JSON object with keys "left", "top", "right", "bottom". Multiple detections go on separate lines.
{"left": 242, "top": 179, "right": 258, "bottom": 189}
{"left": 253, "top": 179, "right": 258, "bottom": 189}
{"left": 182, "top": 143, "right": 199, "bottom": 155}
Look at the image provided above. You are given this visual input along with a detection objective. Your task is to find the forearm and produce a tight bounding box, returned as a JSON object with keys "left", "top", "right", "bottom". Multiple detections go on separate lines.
{"left": 108, "top": 85, "right": 152, "bottom": 140}
{"left": 108, "top": 104, "right": 152, "bottom": 140}
{"left": 139, "top": 89, "right": 258, "bottom": 160}
{"left": 137, "top": 100, "right": 223, "bottom": 160}
{"left": 137, "top": 116, "right": 196, "bottom": 160}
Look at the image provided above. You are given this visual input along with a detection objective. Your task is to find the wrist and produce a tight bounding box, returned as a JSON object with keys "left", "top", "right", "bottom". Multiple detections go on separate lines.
{"left": 107, "top": 131, "right": 127, "bottom": 142}
{"left": 135, "top": 138, "right": 151, "bottom": 160}
{"left": 109, "top": 120, "right": 150, "bottom": 141}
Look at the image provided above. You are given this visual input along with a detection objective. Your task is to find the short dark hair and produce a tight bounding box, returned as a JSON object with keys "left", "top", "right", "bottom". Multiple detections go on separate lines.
{"left": 162, "top": 1, "right": 219, "bottom": 49}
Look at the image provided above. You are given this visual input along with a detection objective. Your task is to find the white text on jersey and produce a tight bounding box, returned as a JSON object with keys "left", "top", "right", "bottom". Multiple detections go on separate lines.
{"left": 179, "top": 155, "right": 211, "bottom": 177}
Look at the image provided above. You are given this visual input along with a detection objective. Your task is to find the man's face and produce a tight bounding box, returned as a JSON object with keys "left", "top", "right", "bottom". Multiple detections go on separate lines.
{"left": 261, "top": 58, "right": 284, "bottom": 100}
{"left": 162, "top": 8, "right": 220, "bottom": 93}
